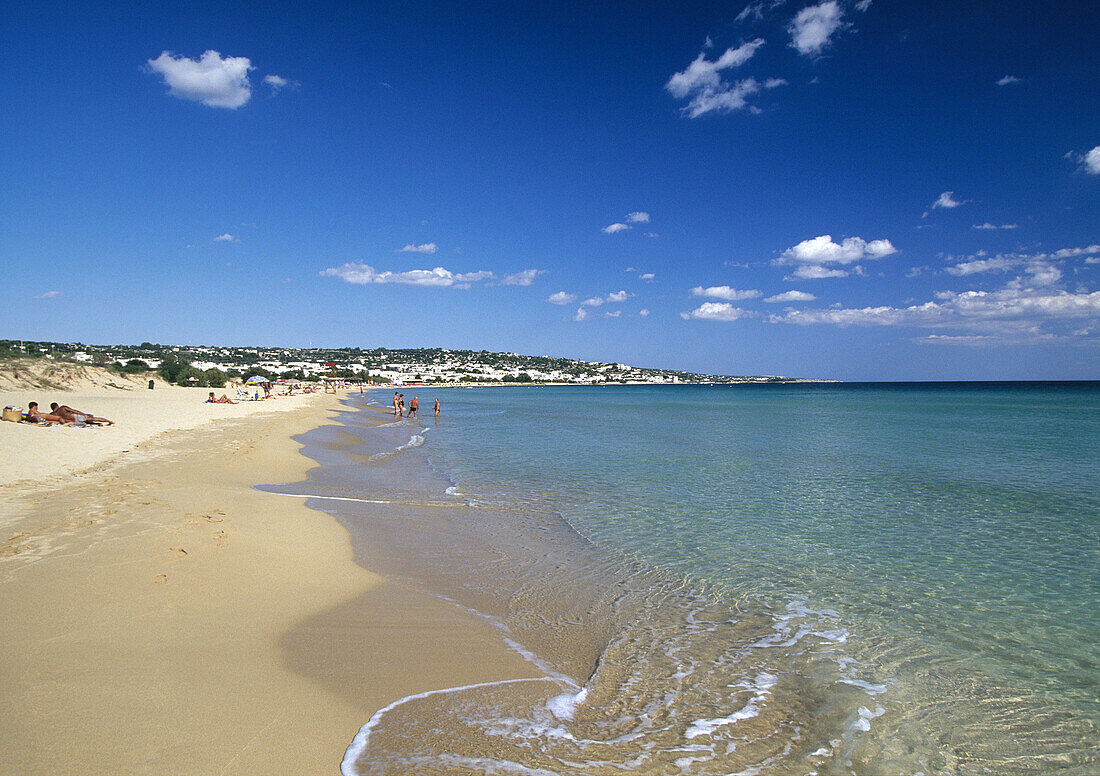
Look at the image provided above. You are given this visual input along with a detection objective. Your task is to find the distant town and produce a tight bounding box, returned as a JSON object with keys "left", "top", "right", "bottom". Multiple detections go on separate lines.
{"left": 1, "top": 340, "right": 820, "bottom": 387}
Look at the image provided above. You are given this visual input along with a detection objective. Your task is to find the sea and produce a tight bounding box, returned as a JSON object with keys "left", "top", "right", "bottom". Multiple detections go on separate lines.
{"left": 264, "top": 383, "right": 1099, "bottom": 775}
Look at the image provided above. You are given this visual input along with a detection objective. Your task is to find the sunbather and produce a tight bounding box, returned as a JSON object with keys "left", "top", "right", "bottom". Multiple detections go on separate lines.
{"left": 26, "top": 402, "right": 67, "bottom": 425}
{"left": 207, "top": 392, "right": 237, "bottom": 404}
{"left": 49, "top": 403, "right": 114, "bottom": 426}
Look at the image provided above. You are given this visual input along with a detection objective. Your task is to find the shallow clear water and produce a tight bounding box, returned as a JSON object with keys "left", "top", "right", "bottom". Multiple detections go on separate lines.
{"left": 279, "top": 384, "right": 1100, "bottom": 774}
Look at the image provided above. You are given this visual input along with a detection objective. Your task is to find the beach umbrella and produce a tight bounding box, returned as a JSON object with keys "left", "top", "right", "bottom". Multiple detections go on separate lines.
{"left": 245, "top": 375, "right": 268, "bottom": 384}
{"left": 186, "top": 376, "right": 199, "bottom": 383}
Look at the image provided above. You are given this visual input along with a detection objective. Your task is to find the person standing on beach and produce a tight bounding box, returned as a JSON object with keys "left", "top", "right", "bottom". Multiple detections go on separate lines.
{"left": 393, "top": 391, "right": 400, "bottom": 417}
{"left": 433, "top": 398, "right": 440, "bottom": 417}
{"left": 398, "top": 394, "right": 405, "bottom": 416}
{"left": 408, "top": 396, "right": 419, "bottom": 419}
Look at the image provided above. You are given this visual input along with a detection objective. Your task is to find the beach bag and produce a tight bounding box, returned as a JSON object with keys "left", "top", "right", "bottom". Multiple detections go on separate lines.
{"left": 2, "top": 406, "right": 23, "bottom": 422}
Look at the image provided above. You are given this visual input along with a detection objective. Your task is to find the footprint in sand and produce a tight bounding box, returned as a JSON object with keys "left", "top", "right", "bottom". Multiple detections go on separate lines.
{"left": 169, "top": 546, "right": 188, "bottom": 556}
{"left": 154, "top": 574, "right": 167, "bottom": 584}
{"left": 213, "top": 530, "right": 227, "bottom": 546}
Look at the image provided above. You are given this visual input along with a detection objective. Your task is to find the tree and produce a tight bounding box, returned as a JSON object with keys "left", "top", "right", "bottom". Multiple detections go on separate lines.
{"left": 158, "top": 354, "right": 188, "bottom": 383}
{"left": 203, "top": 368, "right": 227, "bottom": 388}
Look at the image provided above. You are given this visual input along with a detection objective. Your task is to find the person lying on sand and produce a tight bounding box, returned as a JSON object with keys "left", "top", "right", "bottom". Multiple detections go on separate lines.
{"left": 49, "top": 403, "right": 114, "bottom": 426}
{"left": 25, "top": 401, "right": 67, "bottom": 425}
{"left": 206, "top": 392, "right": 237, "bottom": 404}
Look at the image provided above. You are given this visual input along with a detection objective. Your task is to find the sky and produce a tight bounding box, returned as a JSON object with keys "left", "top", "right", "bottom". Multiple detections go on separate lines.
{"left": 2, "top": 1, "right": 1098, "bottom": 380}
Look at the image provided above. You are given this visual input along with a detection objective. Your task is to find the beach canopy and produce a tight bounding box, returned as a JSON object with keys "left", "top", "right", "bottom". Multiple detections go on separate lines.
{"left": 186, "top": 376, "right": 199, "bottom": 382}
{"left": 245, "top": 375, "right": 269, "bottom": 384}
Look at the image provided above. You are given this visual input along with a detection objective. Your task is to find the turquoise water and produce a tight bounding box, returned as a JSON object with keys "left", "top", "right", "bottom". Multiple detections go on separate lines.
{"left": 291, "top": 384, "right": 1100, "bottom": 774}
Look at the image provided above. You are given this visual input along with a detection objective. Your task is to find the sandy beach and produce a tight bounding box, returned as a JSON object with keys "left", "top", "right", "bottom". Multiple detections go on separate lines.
{"left": 0, "top": 377, "right": 537, "bottom": 774}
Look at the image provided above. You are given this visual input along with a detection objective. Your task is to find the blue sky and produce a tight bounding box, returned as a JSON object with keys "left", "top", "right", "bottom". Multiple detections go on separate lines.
{"left": 2, "top": 0, "right": 1098, "bottom": 380}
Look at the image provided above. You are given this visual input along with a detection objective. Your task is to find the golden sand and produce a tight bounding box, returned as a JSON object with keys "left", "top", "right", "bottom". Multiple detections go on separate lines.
{"left": 0, "top": 384, "right": 534, "bottom": 774}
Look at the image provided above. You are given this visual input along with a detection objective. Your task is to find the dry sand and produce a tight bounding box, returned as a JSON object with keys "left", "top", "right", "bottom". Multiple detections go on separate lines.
{"left": 0, "top": 375, "right": 539, "bottom": 774}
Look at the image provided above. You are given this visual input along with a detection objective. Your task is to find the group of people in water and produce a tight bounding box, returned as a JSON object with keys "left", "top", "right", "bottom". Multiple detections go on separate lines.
{"left": 25, "top": 401, "right": 114, "bottom": 426}
{"left": 393, "top": 391, "right": 439, "bottom": 419}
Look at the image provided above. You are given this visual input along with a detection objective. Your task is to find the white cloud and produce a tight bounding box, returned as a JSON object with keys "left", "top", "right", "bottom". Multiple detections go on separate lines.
{"left": 996, "top": 75, "right": 1021, "bottom": 86}
{"left": 645, "top": 232, "right": 659, "bottom": 239}
{"left": 770, "top": 269, "right": 1100, "bottom": 341}
{"left": 667, "top": 39, "right": 764, "bottom": 98}
{"left": 399, "top": 243, "right": 438, "bottom": 254}
{"left": 580, "top": 296, "right": 604, "bottom": 307}
{"left": 606, "top": 290, "right": 630, "bottom": 303}
{"left": 263, "top": 74, "right": 298, "bottom": 93}
{"left": 691, "top": 285, "right": 762, "bottom": 301}
{"left": 547, "top": 291, "right": 577, "bottom": 305}
{"left": 146, "top": 50, "right": 253, "bottom": 109}
{"left": 764, "top": 77, "right": 788, "bottom": 89}
{"left": 931, "top": 191, "right": 966, "bottom": 210}
{"left": 1085, "top": 146, "right": 1100, "bottom": 175}
{"left": 626, "top": 212, "right": 650, "bottom": 223}
{"left": 604, "top": 310, "right": 622, "bottom": 318}
{"left": 946, "top": 256, "right": 1015, "bottom": 276}
{"left": 765, "top": 290, "right": 816, "bottom": 302}
{"left": 737, "top": 0, "right": 794, "bottom": 22}
{"left": 681, "top": 302, "right": 753, "bottom": 322}
{"left": 35, "top": 290, "right": 62, "bottom": 299}
{"left": 213, "top": 233, "right": 238, "bottom": 242}
{"left": 788, "top": 1, "right": 844, "bottom": 56}
{"left": 944, "top": 246, "right": 1098, "bottom": 280}
{"left": 603, "top": 223, "right": 630, "bottom": 234}
{"left": 640, "top": 272, "right": 656, "bottom": 280}
{"left": 666, "top": 40, "right": 772, "bottom": 118}
{"left": 639, "top": 308, "right": 651, "bottom": 317}
{"left": 320, "top": 262, "right": 493, "bottom": 288}
{"left": 502, "top": 269, "right": 546, "bottom": 286}
{"left": 778, "top": 234, "right": 897, "bottom": 268}
{"left": 854, "top": 0, "right": 872, "bottom": 10}
{"left": 1050, "top": 244, "right": 1100, "bottom": 258}
{"left": 785, "top": 265, "right": 849, "bottom": 280}
{"left": 573, "top": 307, "right": 590, "bottom": 322}
{"left": 972, "top": 222, "right": 1017, "bottom": 230}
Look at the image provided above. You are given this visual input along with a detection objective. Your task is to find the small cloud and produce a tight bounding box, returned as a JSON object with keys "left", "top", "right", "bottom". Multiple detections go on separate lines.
{"left": 778, "top": 234, "right": 897, "bottom": 266}
{"left": 996, "top": 75, "right": 1021, "bottom": 86}
{"left": 604, "top": 310, "right": 622, "bottom": 318}
{"left": 764, "top": 77, "right": 788, "bottom": 89}
{"left": 547, "top": 291, "right": 577, "bottom": 305}
{"left": 263, "top": 74, "right": 299, "bottom": 94}
{"left": 320, "top": 262, "right": 493, "bottom": 288}
{"left": 580, "top": 296, "right": 604, "bottom": 307}
{"left": 213, "top": 233, "right": 238, "bottom": 242}
{"left": 639, "top": 308, "right": 650, "bottom": 317}
{"left": 603, "top": 223, "right": 630, "bottom": 234}
{"left": 931, "top": 191, "right": 966, "bottom": 210}
{"left": 35, "top": 290, "right": 62, "bottom": 300}
{"left": 785, "top": 265, "right": 849, "bottom": 280}
{"left": 1076, "top": 146, "right": 1100, "bottom": 175}
{"left": 972, "top": 222, "right": 1018, "bottom": 230}
{"left": 691, "top": 285, "right": 762, "bottom": 301}
{"left": 854, "top": 0, "right": 872, "bottom": 10}
{"left": 764, "top": 290, "right": 816, "bottom": 303}
{"left": 502, "top": 269, "right": 546, "bottom": 286}
{"left": 681, "top": 302, "right": 753, "bottom": 322}
{"left": 788, "top": 1, "right": 845, "bottom": 57}
{"left": 399, "top": 242, "right": 438, "bottom": 254}
{"left": 146, "top": 50, "right": 253, "bottom": 109}
{"left": 639, "top": 272, "right": 656, "bottom": 280}
{"left": 606, "top": 290, "right": 630, "bottom": 303}
{"left": 573, "top": 307, "right": 589, "bottom": 322}
{"left": 626, "top": 211, "right": 650, "bottom": 223}
{"left": 645, "top": 232, "right": 659, "bottom": 239}
{"left": 666, "top": 39, "right": 770, "bottom": 118}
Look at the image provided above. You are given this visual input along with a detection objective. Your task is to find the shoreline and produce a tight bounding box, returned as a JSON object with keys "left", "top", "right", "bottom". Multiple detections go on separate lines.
{"left": 0, "top": 388, "right": 533, "bottom": 773}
